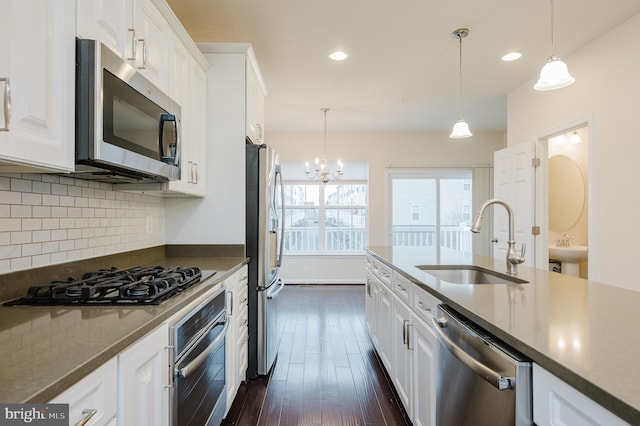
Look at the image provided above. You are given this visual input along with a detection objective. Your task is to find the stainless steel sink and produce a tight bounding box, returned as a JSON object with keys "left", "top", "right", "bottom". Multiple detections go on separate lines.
{"left": 415, "top": 265, "right": 528, "bottom": 284}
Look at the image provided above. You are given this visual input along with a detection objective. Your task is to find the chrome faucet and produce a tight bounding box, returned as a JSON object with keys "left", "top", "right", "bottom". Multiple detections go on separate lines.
{"left": 470, "top": 198, "right": 526, "bottom": 276}
{"left": 557, "top": 233, "right": 571, "bottom": 247}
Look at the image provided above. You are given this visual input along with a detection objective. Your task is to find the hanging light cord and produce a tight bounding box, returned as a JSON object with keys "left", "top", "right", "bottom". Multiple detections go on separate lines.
{"left": 457, "top": 33, "right": 463, "bottom": 119}
{"left": 322, "top": 107, "right": 328, "bottom": 156}
{"left": 550, "top": 0, "right": 556, "bottom": 57}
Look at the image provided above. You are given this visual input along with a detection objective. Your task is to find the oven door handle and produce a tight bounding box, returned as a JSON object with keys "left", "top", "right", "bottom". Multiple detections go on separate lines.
{"left": 432, "top": 317, "right": 514, "bottom": 390}
{"left": 176, "top": 320, "right": 229, "bottom": 379}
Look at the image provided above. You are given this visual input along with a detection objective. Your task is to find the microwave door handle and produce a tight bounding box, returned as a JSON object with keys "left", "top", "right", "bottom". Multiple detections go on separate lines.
{"left": 159, "top": 113, "right": 177, "bottom": 163}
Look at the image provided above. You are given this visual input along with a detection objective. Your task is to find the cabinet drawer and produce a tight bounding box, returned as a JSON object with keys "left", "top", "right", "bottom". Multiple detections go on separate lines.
{"left": 412, "top": 284, "right": 441, "bottom": 324}
{"left": 377, "top": 262, "right": 393, "bottom": 286}
{"left": 533, "top": 364, "right": 630, "bottom": 426}
{"left": 392, "top": 271, "right": 412, "bottom": 304}
{"left": 50, "top": 357, "right": 117, "bottom": 426}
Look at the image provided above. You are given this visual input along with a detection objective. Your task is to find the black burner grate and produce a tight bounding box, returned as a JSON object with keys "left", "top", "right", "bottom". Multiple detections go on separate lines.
{"left": 4, "top": 266, "right": 210, "bottom": 306}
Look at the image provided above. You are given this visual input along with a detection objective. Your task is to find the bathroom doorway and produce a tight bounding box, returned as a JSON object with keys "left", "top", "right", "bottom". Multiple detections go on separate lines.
{"left": 540, "top": 120, "right": 592, "bottom": 279}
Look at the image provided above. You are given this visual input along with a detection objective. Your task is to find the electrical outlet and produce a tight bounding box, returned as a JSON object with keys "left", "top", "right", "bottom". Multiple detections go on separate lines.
{"left": 146, "top": 215, "right": 152, "bottom": 235}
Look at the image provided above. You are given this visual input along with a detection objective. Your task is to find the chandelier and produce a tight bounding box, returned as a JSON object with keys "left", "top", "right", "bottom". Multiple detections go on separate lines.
{"left": 305, "top": 108, "right": 344, "bottom": 183}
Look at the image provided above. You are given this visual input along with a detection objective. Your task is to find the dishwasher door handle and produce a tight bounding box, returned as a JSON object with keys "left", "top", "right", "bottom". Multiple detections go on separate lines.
{"left": 432, "top": 317, "right": 514, "bottom": 390}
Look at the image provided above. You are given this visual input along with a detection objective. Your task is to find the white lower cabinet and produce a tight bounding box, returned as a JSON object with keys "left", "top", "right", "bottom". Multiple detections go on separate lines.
{"left": 50, "top": 358, "right": 118, "bottom": 426}
{"left": 413, "top": 315, "right": 437, "bottom": 426}
{"left": 377, "top": 279, "right": 394, "bottom": 371}
{"left": 118, "top": 323, "right": 170, "bottom": 426}
{"left": 50, "top": 323, "right": 170, "bottom": 426}
{"left": 224, "top": 265, "right": 249, "bottom": 416}
{"left": 533, "top": 364, "right": 630, "bottom": 426}
{"left": 364, "top": 256, "right": 439, "bottom": 426}
{"left": 392, "top": 292, "right": 414, "bottom": 418}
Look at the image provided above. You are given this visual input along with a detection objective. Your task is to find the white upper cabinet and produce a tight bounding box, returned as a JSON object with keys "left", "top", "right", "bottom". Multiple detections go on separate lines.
{"left": 76, "top": 0, "right": 133, "bottom": 59}
{"left": 132, "top": 0, "right": 169, "bottom": 91}
{"left": 246, "top": 58, "right": 266, "bottom": 144}
{"left": 0, "top": 0, "right": 75, "bottom": 173}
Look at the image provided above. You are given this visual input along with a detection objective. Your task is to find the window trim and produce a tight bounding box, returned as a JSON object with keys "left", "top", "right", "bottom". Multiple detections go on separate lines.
{"left": 283, "top": 179, "right": 368, "bottom": 255}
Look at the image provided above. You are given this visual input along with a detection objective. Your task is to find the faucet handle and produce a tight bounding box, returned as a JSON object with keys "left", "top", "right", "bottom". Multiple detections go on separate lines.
{"left": 520, "top": 243, "right": 526, "bottom": 258}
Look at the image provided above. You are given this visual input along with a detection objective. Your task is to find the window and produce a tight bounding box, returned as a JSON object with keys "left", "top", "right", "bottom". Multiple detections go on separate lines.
{"left": 411, "top": 204, "right": 420, "bottom": 221}
{"left": 284, "top": 182, "right": 367, "bottom": 254}
{"left": 390, "top": 169, "right": 473, "bottom": 257}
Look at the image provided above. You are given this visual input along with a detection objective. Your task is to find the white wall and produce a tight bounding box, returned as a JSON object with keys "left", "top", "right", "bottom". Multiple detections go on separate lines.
{"left": 268, "top": 130, "right": 505, "bottom": 283}
{"left": 0, "top": 174, "right": 164, "bottom": 274}
{"left": 507, "top": 12, "right": 640, "bottom": 290}
{"left": 165, "top": 52, "right": 247, "bottom": 245}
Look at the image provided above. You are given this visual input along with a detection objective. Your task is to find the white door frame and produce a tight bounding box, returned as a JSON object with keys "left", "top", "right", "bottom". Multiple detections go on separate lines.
{"left": 535, "top": 114, "right": 595, "bottom": 279}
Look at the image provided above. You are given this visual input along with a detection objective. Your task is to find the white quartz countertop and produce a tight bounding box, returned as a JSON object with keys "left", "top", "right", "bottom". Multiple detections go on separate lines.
{"left": 367, "top": 245, "right": 640, "bottom": 425}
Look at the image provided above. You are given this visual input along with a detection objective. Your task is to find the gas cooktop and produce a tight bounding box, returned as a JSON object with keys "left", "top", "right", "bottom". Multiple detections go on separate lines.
{"left": 4, "top": 265, "right": 215, "bottom": 306}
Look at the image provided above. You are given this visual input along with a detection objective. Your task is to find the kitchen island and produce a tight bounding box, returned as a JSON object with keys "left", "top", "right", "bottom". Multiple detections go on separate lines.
{"left": 0, "top": 246, "right": 248, "bottom": 404}
{"left": 367, "top": 245, "right": 640, "bottom": 425}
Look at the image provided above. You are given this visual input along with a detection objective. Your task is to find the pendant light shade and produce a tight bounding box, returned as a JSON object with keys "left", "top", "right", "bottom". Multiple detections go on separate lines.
{"left": 534, "top": 55, "right": 575, "bottom": 91}
{"left": 449, "top": 119, "right": 472, "bottom": 139}
{"left": 450, "top": 28, "right": 472, "bottom": 139}
{"left": 534, "top": 0, "right": 575, "bottom": 91}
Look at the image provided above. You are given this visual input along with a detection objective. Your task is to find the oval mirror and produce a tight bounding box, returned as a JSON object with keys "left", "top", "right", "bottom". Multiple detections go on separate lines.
{"left": 549, "top": 155, "right": 585, "bottom": 232}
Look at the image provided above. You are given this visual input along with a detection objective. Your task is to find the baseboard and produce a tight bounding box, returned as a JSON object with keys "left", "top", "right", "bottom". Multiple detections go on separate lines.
{"left": 281, "top": 279, "right": 365, "bottom": 285}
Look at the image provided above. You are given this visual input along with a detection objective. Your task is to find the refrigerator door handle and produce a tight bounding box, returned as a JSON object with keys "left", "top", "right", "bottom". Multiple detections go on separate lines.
{"left": 276, "top": 168, "right": 285, "bottom": 267}
{"left": 267, "top": 278, "right": 285, "bottom": 300}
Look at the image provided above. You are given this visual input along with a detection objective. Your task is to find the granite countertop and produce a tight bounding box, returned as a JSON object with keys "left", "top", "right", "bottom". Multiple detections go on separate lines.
{"left": 0, "top": 253, "right": 248, "bottom": 404}
{"left": 366, "top": 245, "right": 640, "bottom": 425}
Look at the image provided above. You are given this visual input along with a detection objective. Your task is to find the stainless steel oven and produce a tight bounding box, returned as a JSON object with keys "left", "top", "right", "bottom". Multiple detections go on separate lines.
{"left": 169, "top": 286, "right": 228, "bottom": 426}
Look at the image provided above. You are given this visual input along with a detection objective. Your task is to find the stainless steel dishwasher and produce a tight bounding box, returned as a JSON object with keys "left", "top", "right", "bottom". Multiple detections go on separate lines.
{"left": 433, "top": 305, "right": 532, "bottom": 426}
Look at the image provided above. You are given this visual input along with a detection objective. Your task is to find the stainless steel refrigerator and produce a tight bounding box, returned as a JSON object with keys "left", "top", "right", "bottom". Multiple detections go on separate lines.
{"left": 245, "top": 143, "right": 285, "bottom": 378}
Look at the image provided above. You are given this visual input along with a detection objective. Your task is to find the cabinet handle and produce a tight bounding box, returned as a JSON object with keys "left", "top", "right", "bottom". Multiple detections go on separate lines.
{"left": 402, "top": 319, "right": 409, "bottom": 344}
{"left": 137, "top": 38, "right": 148, "bottom": 69}
{"left": 417, "top": 301, "right": 431, "bottom": 312}
{"left": 74, "top": 409, "right": 97, "bottom": 426}
{"left": 407, "top": 324, "right": 414, "bottom": 350}
{"left": 241, "top": 297, "right": 248, "bottom": 304}
{"left": 241, "top": 318, "right": 248, "bottom": 326}
{"left": 186, "top": 161, "right": 193, "bottom": 183}
{"left": 1, "top": 78, "right": 10, "bottom": 131}
{"left": 192, "top": 162, "right": 198, "bottom": 184}
{"left": 227, "top": 291, "right": 233, "bottom": 316}
{"left": 127, "top": 29, "right": 137, "bottom": 61}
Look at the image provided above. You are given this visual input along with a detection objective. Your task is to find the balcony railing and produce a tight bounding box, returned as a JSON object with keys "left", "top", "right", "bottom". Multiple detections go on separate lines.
{"left": 283, "top": 225, "right": 471, "bottom": 254}
{"left": 391, "top": 225, "right": 472, "bottom": 254}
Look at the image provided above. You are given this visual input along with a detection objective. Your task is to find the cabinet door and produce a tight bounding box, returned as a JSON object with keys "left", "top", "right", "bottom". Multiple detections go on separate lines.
{"left": 413, "top": 316, "right": 437, "bottom": 426}
{"left": 76, "top": 0, "right": 133, "bottom": 58}
{"left": 0, "top": 0, "right": 75, "bottom": 172}
{"left": 187, "top": 60, "right": 207, "bottom": 195}
{"left": 50, "top": 358, "right": 118, "bottom": 426}
{"left": 224, "top": 272, "right": 240, "bottom": 412}
{"left": 392, "top": 294, "right": 413, "bottom": 417}
{"left": 533, "top": 364, "right": 630, "bottom": 426}
{"left": 118, "top": 323, "right": 170, "bottom": 426}
{"left": 132, "top": 0, "right": 169, "bottom": 91}
{"left": 377, "top": 281, "right": 394, "bottom": 371}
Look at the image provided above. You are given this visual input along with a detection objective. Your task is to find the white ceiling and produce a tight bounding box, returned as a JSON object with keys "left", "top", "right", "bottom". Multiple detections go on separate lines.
{"left": 167, "top": 0, "right": 640, "bottom": 133}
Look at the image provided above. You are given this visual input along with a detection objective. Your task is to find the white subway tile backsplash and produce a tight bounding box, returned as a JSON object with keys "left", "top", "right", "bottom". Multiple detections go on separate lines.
{"left": 21, "top": 219, "right": 42, "bottom": 231}
{"left": 0, "top": 219, "right": 22, "bottom": 232}
{"left": 10, "top": 179, "right": 32, "bottom": 193}
{"left": 10, "top": 206, "right": 31, "bottom": 218}
{"left": 32, "top": 181, "right": 51, "bottom": 194}
{"left": 0, "top": 173, "right": 165, "bottom": 273}
{"left": 21, "top": 193, "right": 42, "bottom": 206}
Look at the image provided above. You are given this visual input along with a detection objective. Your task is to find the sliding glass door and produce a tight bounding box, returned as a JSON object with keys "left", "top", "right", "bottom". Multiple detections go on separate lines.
{"left": 390, "top": 169, "right": 473, "bottom": 258}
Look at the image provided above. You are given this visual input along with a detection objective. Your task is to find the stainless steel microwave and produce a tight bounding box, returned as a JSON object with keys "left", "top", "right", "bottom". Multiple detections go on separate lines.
{"left": 75, "top": 39, "right": 181, "bottom": 183}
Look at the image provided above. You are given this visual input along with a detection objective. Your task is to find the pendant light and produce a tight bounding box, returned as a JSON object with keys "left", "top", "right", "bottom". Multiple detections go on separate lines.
{"left": 449, "top": 28, "right": 472, "bottom": 139}
{"left": 305, "top": 108, "right": 344, "bottom": 183}
{"left": 534, "top": 0, "right": 575, "bottom": 91}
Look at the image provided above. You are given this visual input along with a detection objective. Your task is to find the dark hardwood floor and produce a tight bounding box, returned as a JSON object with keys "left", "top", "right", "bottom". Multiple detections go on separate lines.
{"left": 223, "top": 285, "right": 410, "bottom": 426}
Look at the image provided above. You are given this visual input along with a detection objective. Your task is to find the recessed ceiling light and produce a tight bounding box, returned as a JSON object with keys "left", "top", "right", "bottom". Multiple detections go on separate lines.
{"left": 329, "top": 51, "right": 348, "bottom": 61}
{"left": 502, "top": 52, "right": 522, "bottom": 62}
